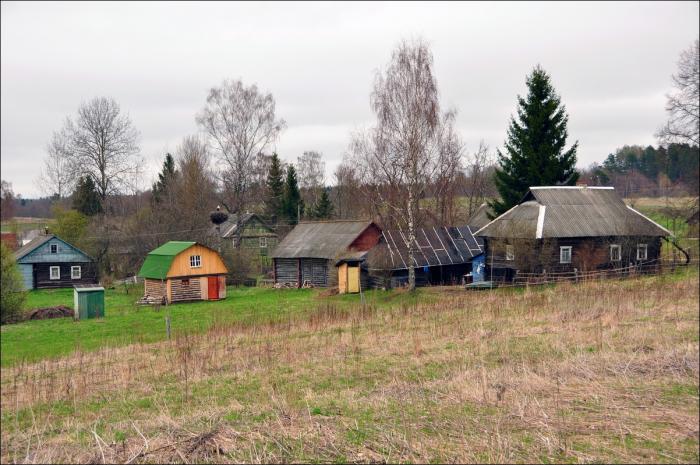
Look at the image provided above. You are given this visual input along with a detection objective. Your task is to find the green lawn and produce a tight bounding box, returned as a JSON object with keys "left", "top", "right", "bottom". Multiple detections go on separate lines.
{"left": 1, "top": 285, "right": 426, "bottom": 367}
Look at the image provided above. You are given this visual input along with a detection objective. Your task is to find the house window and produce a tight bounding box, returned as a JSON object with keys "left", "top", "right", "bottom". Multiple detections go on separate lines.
{"left": 182, "top": 278, "right": 190, "bottom": 285}
{"left": 259, "top": 237, "right": 267, "bottom": 248}
{"left": 637, "top": 244, "right": 648, "bottom": 260}
{"left": 560, "top": 246, "right": 572, "bottom": 264}
{"left": 50, "top": 244, "right": 57, "bottom": 254}
{"left": 49, "top": 266, "right": 60, "bottom": 280}
{"left": 610, "top": 244, "right": 621, "bottom": 262}
{"left": 505, "top": 244, "right": 514, "bottom": 261}
{"left": 190, "top": 255, "right": 201, "bottom": 268}
{"left": 71, "top": 266, "right": 81, "bottom": 279}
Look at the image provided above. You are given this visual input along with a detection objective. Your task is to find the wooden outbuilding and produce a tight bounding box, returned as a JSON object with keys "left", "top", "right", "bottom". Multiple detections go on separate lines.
{"left": 271, "top": 220, "right": 382, "bottom": 288}
{"left": 13, "top": 234, "right": 98, "bottom": 290}
{"left": 137, "top": 241, "right": 228, "bottom": 304}
{"left": 474, "top": 186, "right": 672, "bottom": 282}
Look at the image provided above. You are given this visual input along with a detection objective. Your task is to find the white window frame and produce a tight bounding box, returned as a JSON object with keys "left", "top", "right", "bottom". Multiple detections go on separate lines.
{"left": 49, "top": 266, "right": 60, "bottom": 280}
{"left": 560, "top": 246, "right": 572, "bottom": 264}
{"left": 190, "top": 255, "right": 201, "bottom": 268}
{"left": 259, "top": 237, "right": 267, "bottom": 248}
{"left": 637, "top": 244, "right": 648, "bottom": 260}
{"left": 610, "top": 244, "right": 621, "bottom": 262}
{"left": 50, "top": 244, "right": 58, "bottom": 254}
{"left": 505, "top": 244, "right": 514, "bottom": 261}
{"left": 71, "top": 266, "right": 81, "bottom": 279}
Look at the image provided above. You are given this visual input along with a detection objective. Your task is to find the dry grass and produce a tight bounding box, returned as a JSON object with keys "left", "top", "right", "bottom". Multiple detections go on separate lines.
{"left": 1, "top": 270, "right": 698, "bottom": 463}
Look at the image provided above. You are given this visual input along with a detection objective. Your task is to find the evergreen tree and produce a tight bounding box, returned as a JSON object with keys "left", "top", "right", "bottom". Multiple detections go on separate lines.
{"left": 72, "top": 176, "right": 103, "bottom": 216}
{"left": 490, "top": 66, "right": 579, "bottom": 216}
{"left": 152, "top": 153, "right": 177, "bottom": 203}
{"left": 309, "top": 188, "right": 334, "bottom": 219}
{"left": 265, "top": 152, "right": 285, "bottom": 219}
{"left": 282, "top": 165, "right": 304, "bottom": 224}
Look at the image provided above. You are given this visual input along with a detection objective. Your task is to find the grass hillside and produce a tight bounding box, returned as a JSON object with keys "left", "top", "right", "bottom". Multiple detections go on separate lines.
{"left": 1, "top": 269, "right": 698, "bottom": 463}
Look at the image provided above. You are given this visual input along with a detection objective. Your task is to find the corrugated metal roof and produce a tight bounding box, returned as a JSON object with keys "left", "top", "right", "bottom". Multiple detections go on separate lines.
{"left": 271, "top": 220, "right": 375, "bottom": 259}
{"left": 366, "top": 225, "right": 483, "bottom": 271}
{"left": 476, "top": 187, "right": 670, "bottom": 238}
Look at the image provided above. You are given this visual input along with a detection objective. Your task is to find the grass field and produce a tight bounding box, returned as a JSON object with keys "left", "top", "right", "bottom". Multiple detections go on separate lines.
{"left": 1, "top": 268, "right": 698, "bottom": 463}
{"left": 0, "top": 285, "right": 431, "bottom": 367}
{"left": 0, "top": 217, "right": 53, "bottom": 234}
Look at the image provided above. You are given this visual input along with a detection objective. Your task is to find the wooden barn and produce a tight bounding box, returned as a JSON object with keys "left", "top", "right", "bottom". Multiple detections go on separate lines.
{"left": 360, "top": 225, "right": 484, "bottom": 288}
{"left": 272, "top": 220, "right": 382, "bottom": 288}
{"left": 137, "top": 241, "right": 228, "bottom": 304}
{"left": 13, "top": 234, "right": 98, "bottom": 290}
{"left": 473, "top": 186, "right": 672, "bottom": 282}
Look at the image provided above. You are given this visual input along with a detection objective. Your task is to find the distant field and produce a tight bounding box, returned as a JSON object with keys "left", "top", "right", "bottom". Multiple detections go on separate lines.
{"left": 0, "top": 217, "right": 53, "bottom": 233}
{"left": 0, "top": 268, "right": 697, "bottom": 463}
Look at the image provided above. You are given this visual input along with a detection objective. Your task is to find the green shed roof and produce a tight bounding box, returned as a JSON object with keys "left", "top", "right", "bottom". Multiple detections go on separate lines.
{"left": 137, "top": 241, "right": 196, "bottom": 279}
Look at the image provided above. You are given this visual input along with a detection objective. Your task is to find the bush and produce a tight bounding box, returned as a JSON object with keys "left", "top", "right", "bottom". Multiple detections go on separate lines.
{"left": 1, "top": 242, "right": 26, "bottom": 324}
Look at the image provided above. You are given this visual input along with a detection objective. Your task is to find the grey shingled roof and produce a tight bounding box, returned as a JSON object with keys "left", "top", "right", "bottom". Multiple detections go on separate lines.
{"left": 366, "top": 225, "right": 484, "bottom": 271}
{"left": 475, "top": 186, "right": 671, "bottom": 239}
{"left": 271, "top": 220, "right": 376, "bottom": 259}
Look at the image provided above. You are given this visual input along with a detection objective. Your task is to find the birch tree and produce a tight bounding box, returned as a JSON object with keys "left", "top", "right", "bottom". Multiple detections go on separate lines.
{"left": 657, "top": 39, "right": 699, "bottom": 147}
{"left": 37, "top": 129, "right": 75, "bottom": 198}
{"left": 349, "top": 38, "right": 459, "bottom": 291}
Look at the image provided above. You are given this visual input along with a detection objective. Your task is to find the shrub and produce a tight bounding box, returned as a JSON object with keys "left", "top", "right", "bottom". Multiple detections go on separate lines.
{"left": 0, "top": 242, "right": 26, "bottom": 324}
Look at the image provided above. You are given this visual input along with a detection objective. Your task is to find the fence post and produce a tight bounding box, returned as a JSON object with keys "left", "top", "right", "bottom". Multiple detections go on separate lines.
{"left": 166, "top": 316, "right": 171, "bottom": 340}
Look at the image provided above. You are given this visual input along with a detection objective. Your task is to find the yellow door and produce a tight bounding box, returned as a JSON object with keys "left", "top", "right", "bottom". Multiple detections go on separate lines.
{"left": 348, "top": 265, "right": 360, "bottom": 293}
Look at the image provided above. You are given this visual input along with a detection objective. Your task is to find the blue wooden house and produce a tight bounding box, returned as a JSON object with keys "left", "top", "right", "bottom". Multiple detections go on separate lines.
{"left": 13, "top": 234, "right": 98, "bottom": 290}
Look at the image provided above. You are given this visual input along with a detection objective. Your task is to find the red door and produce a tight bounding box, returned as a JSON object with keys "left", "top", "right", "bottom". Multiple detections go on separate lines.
{"left": 208, "top": 276, "right": 219, "bottom": 300}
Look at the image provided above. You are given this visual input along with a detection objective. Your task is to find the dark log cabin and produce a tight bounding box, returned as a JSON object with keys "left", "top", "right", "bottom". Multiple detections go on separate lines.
{"left": 473, "top": 186, "right": 671, "bottom": 283}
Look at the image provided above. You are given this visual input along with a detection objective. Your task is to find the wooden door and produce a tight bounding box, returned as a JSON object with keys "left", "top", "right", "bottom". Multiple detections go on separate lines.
{"left": 208, "top": 276, "right": 219, "bottom": 300}
{"left": 348, "top": 266, "right": 360, "bottom": 293}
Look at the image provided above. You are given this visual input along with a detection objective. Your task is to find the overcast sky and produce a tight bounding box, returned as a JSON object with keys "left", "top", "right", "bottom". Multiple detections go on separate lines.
{"left": 1, "top": 1, "right": 698, "bottom": 198}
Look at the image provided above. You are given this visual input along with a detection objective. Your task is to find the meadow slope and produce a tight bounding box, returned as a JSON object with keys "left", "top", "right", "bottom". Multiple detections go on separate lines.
{"left": 1, "top": 269, "right": 698, "bottom": 463}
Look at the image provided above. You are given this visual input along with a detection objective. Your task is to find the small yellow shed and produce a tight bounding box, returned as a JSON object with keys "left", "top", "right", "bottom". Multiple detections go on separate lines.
{"left": 336, "top": 254, "right": 365, "bottom": 294}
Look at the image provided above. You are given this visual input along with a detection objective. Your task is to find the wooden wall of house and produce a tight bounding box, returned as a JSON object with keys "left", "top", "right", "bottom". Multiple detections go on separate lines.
{"left": 167, "top": 244, "right": 228, "bottom": 278}
{"left": 144, "top": 279, "right": 167, "bottom": 300}
{"left": 482, "top": 236, "right": 663, "bottom": 280}
{"left": 301, "top": 258, "right": 329, "bottom": 287}
{"left": 348, "top": 224, "right": 382, "bottom": 252}
{"left": 274, "top": 258, "right": 299, "bottom": 286}
{"left": 169, "top": 277, "right": 203, "bottom": 302}
{"left": 33, "top": 262, "right": 98, "bottom": 289}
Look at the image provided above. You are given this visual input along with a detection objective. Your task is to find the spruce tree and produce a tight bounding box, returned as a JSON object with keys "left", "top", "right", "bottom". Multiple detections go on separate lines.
{"left": 265, "top": 152, "right": 285, "bottom": 219}
{"left": 282, "top": 165, "right": 304, "bottom": 224}
{"left": 152, "top": 153, "right": 177, "bottom": 203}
{"left": 72, "top": 176, "right": 103, "bottom": 216}
{"left": 309, "top": 188, "right": 334, "bottom": 219}
{"left": 490, "top": 65, "right": 579, "bottom": 216}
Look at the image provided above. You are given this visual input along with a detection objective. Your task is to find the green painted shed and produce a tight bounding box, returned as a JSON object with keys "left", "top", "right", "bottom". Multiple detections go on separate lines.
{"left": 73, "top": 285, "right": 105, "bottom": 320}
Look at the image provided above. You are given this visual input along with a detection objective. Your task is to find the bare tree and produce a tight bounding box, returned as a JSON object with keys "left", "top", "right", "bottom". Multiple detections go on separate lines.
{"left": 657, "top": 39, "right": 699, "bottom": 146}
{"left": 431, "top": 113, "right": 464, "bottom": 225}
{"left": 62, "top": 97, "right": 142, "bottom": 202}
{"left": 297, "top": 150, "right": 326, "bottom": 207}
{"left": 464, "top": 140, "right": 496, "bottom": 217}
{"left": 333, "top": 162, "right": 362, "bottom": 219}
{"left": 349, "top": 38, "right": 459, "bottom": 291}
{"left": 37, "top": 129, "right": 75, "bottom": 198}
{"left": 196, "top": 79, "right": 286, "bottom": 222}
{"left": 0, "top": 180, "right": 16, "bottom": 221}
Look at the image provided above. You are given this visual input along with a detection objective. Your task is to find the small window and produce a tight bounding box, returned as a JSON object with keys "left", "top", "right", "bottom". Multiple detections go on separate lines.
{"left": 505, "top": 244, "right": 514, "bottom": 261}
{"left": 637, "top": 244, "right": 648, "bottom": 260}
{"left": 259, "top": 237, "right": 267, "bottom": 248}
{"left": 190, "top": 255, "right": 201, "bottom": 268}
{"left": 49, "top": 266, "right": 60, "bottom": 280}
{"left": 610, "top": 244, "right": 621, "bottom": 262}
{"left": 71, "top": 266, "right": 81, "bottom": 279}
{"left": 50, "top": 244, "right": 57, "bottom": 254}
{"left": 182, "top": 278, "right": 190, "bottom": 285}
{"left": 560, "top": 246, "right": 572, "bottom": 264}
